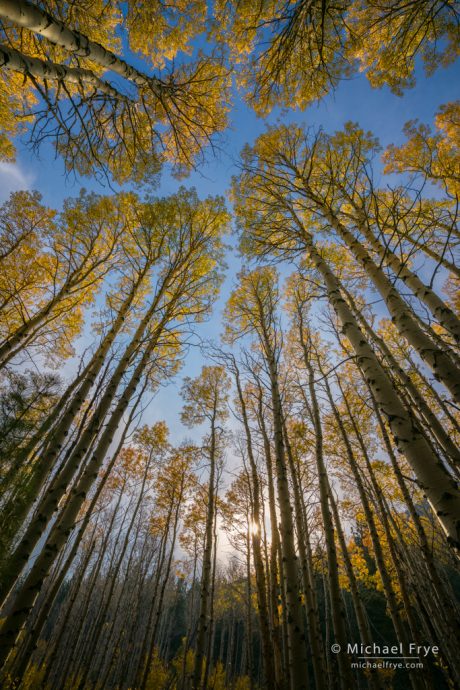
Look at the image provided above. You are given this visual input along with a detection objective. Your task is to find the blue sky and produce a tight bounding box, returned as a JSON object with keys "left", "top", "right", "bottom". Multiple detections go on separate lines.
{"left": 1, "top": 52, "right": 459, "bottom": 444}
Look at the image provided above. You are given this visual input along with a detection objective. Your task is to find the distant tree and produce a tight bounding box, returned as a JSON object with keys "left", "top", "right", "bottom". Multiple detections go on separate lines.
{"left": 0, "top": 188, "right": 228, "bottom": 672}
{"left": 224, "top": 267, "right": 311, "bottom": 690}
{"left": 181, "top": 365, "right": 229, "bottom": 690}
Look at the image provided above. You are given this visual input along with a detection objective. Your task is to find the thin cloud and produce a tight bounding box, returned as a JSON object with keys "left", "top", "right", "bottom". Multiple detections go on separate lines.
{"left": 0, "top": 161, "right": 35, "bottom": 201}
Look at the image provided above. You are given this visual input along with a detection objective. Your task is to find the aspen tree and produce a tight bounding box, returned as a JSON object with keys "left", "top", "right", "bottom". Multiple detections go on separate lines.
{"left": 225, "top": 353, "right": 276, "bottom": 690}
{"left": 339, "top": 364, "right": 460, "bottom": 686}
{"left": 251, "top": 374, "right": 285, "bottom": 688}
{"left": 76, "top": 436, "right": 161, "bottom": 690}
{"left": 6, "top": 390, "right": 146, "bottom": 682}
{"left": 0, "top": 0, "right": 230, "bottom": 180}
{"left": 139, "top": 445, "right": 196, "bottom": 689}
{"left": 328, "top": 489, "right": 384, "bottom": 690}
{"left": 213, "top": 0, "right": 458, "bottom": 111}
{"left": 233, "top": 143, "right": 460, "bottom": 549}
{"left": 133, "top": 501, "right": 178, "bottom": 687}
{"left": 224, "top": 268, "right": 310, "bottom": 690}
{"left": 337, "top": 375, "right": 435, "bottom": 681}
{"left": 0, "top": 198, "right": 163, "bottom": 560}
{"left": 35, "top": 524, "right": 101, "bottom": 689}
{"left": 384, "top": 101, "right": 460, "bottom": 198}
{"left": 234, "top": 126, "right": 460, "bottom": 401}
{"left": 282, "top": 422, "right": 328, "bottom": 690}
{"left": 284, "top": 321, "right": 352, "bottom": 687}
{"left": 0, "top": 189, "right": 228, "bottom": 607}
{"left": 47, "top": 461, "right": 130, "bottom": 688}
{"left": 322, "top": 374, "right": 415, "bottom": 653}
{"left": 0, "top": 192, "right": 227, "bottom": 669}
{"left": 181, "top": 365, "right": 229, "bottom": 690}
{"left": 0, "top": 191, "right": 120, "bottom": 369}
{"left": 340, "top": 285, "right": 460, "bottom": 470}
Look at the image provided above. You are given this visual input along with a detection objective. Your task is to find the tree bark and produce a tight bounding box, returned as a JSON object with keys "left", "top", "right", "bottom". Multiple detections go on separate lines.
{"left": 0, "top": 269, "right": 149, "bottom": 568}
{"left": 264, "top": 349, "right": 310, "bottom": 690}
{"left": 319, "top": 207, "right": 460, "bottom": 403}
{"left": 301, "top": 230, "right": 460, "bottom": 548}
{"left": 233, "top": 361, "right": 277, "bottom": 690}
{"left": 0, "top": 44, "right": 131, "bottom": 107}
{"left": 0, "top": 0, "right": 158, "bottom": 91}
{"left": 354, "top": 208, "right": 460, "bottom": 342}
{"left": 298, "top": 343, "right": 352, "bottom": 689}
{"left": 0, "top": 277, "right": 171, "bottom": 606}
{"left": 192, "top": 410, "right": 218, "bottom": 690}
{"left": 342, "top": 284, "right": 460, "bottom": 469}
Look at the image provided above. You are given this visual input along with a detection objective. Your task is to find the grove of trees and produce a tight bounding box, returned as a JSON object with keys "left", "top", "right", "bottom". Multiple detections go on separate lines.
{"left": 0, "top": 1, "right": 459, "bottom": 689}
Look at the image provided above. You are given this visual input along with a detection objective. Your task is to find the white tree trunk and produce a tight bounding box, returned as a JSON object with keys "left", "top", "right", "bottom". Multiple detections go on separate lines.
{"left": 0, "top": 0, "right": 154, "bottom": 90}
{"left": 303, "top": 230, "right": 460, "bottom": 549}
{"left": 354, "top": 209, "right": 460, "bottom": 343}
{"left": 342, "top": 284, "right": 460, "bottom": 469}
{"left": 0, "top": 43, "right": 130, "bottom": 101}
{"left": 323, "top": 209, "right": 460, "bottom": 404}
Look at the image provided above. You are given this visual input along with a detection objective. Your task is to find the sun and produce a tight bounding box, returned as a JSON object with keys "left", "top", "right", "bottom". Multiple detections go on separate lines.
{"left": 249, "top": 521, "right": 260, "bottom": 536}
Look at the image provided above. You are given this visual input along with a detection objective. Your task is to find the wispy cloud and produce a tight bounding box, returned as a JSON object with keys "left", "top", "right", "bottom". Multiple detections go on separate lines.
{"left": 0, "top": 161, "right": 36, "bottom": 202}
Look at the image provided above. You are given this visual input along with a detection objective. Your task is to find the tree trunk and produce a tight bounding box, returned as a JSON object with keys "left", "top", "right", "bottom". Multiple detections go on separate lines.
{"left": 348, "top": 201, "right": 460, "bottom": 342}
{"left": 264, "top": 348, "right": 310, "bottom": 690}
{"left": 0, "top": 0, "right": 157, "bottom": 90}
{"left": 319, "top": 207, "right": 460, "bottom": 402}
{"left": 301, "top": 230, "right": 460, "bottom": 548}
{"left": 140, "top": 483, "right": 184, "bottom": 690}
{"left": 256, "top": 389, "right": 285, "bottom": 688}
{"left": 323, "top": 376, "right": 412, "bottom": 655}
{"left": 0, "top": 43, "right": 131, "bottom": 102}
{"left": 328, "top": 489, "right": 383, "bottom": 690}
{"left": 342, "top": 284, "right": 460, "bottom": 469}
{"left": 0, "top": 271, "right": 148, "bottom": 568}
{"left": 6, "top": 398, "right": 140, "bottom": 683}
{"left": 0, "top": 282, "right": 169, "bottom": 606}
{"left": 192, "top": 412, "right": 218, "bottom": 689}
{"left": 299, "top": 345, "right": 352, "bottom": 689}
{"left": 233, "top": 362, "right": 277, "bottom": 690}
{"left": 0, "top": 314, "right": 167, "bottom": 667}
